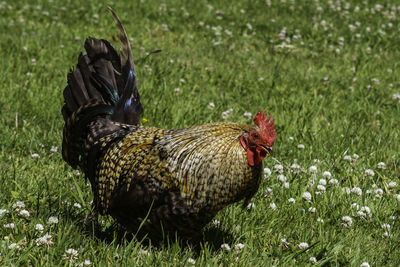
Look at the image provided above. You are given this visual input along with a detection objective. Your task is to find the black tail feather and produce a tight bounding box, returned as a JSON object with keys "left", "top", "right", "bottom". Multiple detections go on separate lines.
{"left": 110, "top": 70, "right": 143, "bottom": 125}
{"left": 62, "top": 8, "right": 143, "bottom": 170}
{"left": 91, "top": 72, "right": 119, "bottom": 105}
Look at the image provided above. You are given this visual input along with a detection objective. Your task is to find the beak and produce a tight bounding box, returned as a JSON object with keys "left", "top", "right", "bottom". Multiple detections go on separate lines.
{"left": 260, "top": 145, "right": 273, "bottom": 156}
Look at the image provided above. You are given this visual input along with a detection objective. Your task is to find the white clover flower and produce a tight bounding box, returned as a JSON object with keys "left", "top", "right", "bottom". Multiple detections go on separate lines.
{"left": 234, "top": 243, "right": 245, "bottom": 251}
{"left": 73, "top": 203, "right": 82, "bottom": 209}
{"left": 351, "top": 187, "right": 362, "bottom": 196}
{"left": 83, "top": 260, "right": 92, "bottom": 266}
{"left": 64, "top": 248, "right": 78, "bottom": 262}
{"left": 35, "top": 224, "right": 44, "bottom": 233}
{"left": 36, "top": 233, "right": 53, "bottom": 246}
{"left": 329, "top": 179, "right": 338, "bottom": 185}
{"left": 317, "top": 217, "right": 324, "bottom": 223}
{"left": 283, "top": 182, "right": 290, "bottom": 188}
{"left": 263, "top": 167, "right": 272, "bottom": 178}
{"left": 310, "top": 257, "right": 317, "bottom": 263}
{"left": 50, "top": 146, "right": 58, "bottom": 152}
{"left": 297, "top": 144, "right": 305, "bottom": 149}
{"left": 221, "top": 243, "right": 231, "bottom": 252}
{"left": 274, "top": 164, "right": 284, "bottom": 173}
{"left": 344, "top": 155, "right": 352, "bottom": 161}
{"left": 392, "top": 93, "right": 400, "bottom": 101}
{"left": 371, "top": 78, "right": 380, "bottom": 84}
{"left": 351, "top": 203, "right": 360, "bottom": 210}
{"left": 357, "top": 211, "right": 366, "bottom": 218}
{"left": 47, "top": 216, "right": 59, "bottom": 225}
{"left": 31, "top": 153, "right": 40, "bottom": 158}
{"left": 364, "top": 169, "right": 375, "bottom": 177}
{"left": 302, "top": 191, "right": 312, "bottom": 202}
{"left": 0, "top": 209, "right": 8, "bottom": 217}
{"left": 288, "top": 198, "right": 296, "bottom": 204}
{"left": 388, "top": 181, "right": 397, "bottom": 189}
{"left": 342, "top": 187, "right": 351, "bottom": 194}
{"left": 277, "top": 174, "right": 287, "bottom": 183}
{"left": 161, "top": 24, "right": 169, "bottom": 31}
{"left": 375, "top": 4, "right": 383, "bottom": 11}
{"left": 316, "top": 185, "right": 326, "bottom": 194}
{"left": 377, "top": 162, "right": 386, "bottom": 169}
{"left": 360, "top": 206, "right": 371, "bottom": 214}
{"left": 308, "top": 166, "right": 317, "bottom": 173}
{"left": 187, "top": 258, "right": 196, "bottom": 264}
{"left": 322, "top": 171, "right": 331, "bottom": 179}
{"left": 319, "top": 179, "right": 327, "bottom": 186}
{"left": 19, "top": 209, "right": 30, "bottom": 218}
{"left": 269, "top": 202, "right": 277, "bottom": 210}
{"left": 264, "top": 187, "right": 273, "bottom": 198}
{"left": 8, "top": 243, "right": 20, "bottom": 250}
{"left": 374, "top": 188, "right": 383, "bottom": 198}
{"left": 4, "top": 223, "right": 15, "bottom": 229}
{"left": 221, "top": 108, "right": 233, "bottom": 119}
{"left": 342, "top": 216, "right": 353, "bottom": 227}
{"left": 281, "top": 238, "right": 289, "bottom": 248}
{"left": 381, "top": 223, "right": 390, "bottom": 231}
{"left": 352, "top": 154, "right": 359, "bottom": 162}
{"left": 348, "top": 24, "right": 356, "bottom": 31}
{"left": 12, "top": 201, "right": 25, "bottom": 211}
{"left": 288, "top": 136, "right": 294, "bottom": 141}
{"left": 396, "top": 194, "right": 400, "bottom": 202}
{"left": 308, "top": 207, "right": 316, "bottom": 213}
{"left": 383, "top": 231, "right": 390, "bottom": 238}
{"left": 246, "top": 202, "right": 255, "bottom": 210}
{"left": 290, "top": 163, "right": 301, "bottom": 173}
{"left": 243, "top": 112, "right": 252, "bottom": 121}
{"left": 298, "top": 242, "right": 309, "bottom": 249}
{"left": 212, "top": 219, "right": 220, "bottom": 227}
{"left": 360, "top": 262, "right": 370, "bottom": 267}
{"left": 359, "top": 206, "right": 372, "bottom": 218}
{"left": 224, "top": 29, "right": 233, "bottom": 36}
{"left": 174, "top": 87, "right": 180, "bottom": 96}
{"left": 207, "top": 102, "right": 215, "bottom": 110}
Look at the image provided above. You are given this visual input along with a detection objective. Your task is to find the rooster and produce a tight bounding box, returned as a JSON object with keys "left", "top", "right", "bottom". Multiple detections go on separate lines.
{"left": 61, "top": 7, "right": 276, "bottom": 239}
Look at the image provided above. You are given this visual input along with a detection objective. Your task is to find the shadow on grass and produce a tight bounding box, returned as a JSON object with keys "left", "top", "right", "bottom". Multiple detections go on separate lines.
{"left": 70, "top": 210, "right": 235, "bottom": 253}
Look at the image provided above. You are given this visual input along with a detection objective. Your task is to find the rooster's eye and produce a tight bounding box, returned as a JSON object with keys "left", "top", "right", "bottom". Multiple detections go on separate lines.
{"left": 252, "top": 133, "right": 259, "bottom": 139}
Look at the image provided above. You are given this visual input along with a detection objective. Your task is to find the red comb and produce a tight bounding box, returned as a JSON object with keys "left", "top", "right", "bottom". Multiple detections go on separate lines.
{"left": 254, "top": 111, "right": 276, "bottom": 146}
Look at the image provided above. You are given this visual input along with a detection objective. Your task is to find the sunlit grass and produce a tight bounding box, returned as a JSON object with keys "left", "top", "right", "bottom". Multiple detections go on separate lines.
{"left": 1, "top": 0, "right": 399, "bottom": 265}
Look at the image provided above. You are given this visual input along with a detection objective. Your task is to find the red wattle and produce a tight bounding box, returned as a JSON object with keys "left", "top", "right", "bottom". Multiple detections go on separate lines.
{"left": 247, "top": 149, "right": 255, "bottom": 166}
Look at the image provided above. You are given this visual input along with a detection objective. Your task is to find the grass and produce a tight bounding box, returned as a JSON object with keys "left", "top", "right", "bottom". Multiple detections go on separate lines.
{"left": 1, "top": 0, "right": 400, "bottom": 265}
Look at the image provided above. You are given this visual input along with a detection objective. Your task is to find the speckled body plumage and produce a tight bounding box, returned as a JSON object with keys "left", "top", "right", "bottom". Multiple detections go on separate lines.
{"left": 92, "top": 122, "right": 263, "bottom": 237}
{"left": 61, "top": 8, "right": 274, "bottom": 239}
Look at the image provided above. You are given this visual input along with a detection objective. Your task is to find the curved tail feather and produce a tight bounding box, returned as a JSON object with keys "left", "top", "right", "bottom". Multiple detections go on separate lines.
{"left": 62, "top": 8, "right": 142, "bottom": 171}
{"left": 107, "top": 6, "right": 143, "bottom": 125}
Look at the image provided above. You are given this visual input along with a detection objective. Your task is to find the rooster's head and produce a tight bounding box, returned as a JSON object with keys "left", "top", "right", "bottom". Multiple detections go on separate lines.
{"left": 240, "top": 111, "right": 276, "bottom": 166}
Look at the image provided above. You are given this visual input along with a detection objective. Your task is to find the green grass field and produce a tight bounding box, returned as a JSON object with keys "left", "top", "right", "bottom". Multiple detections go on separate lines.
{"left": 1, "top": 0, "right": 400, "bottom": 265}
